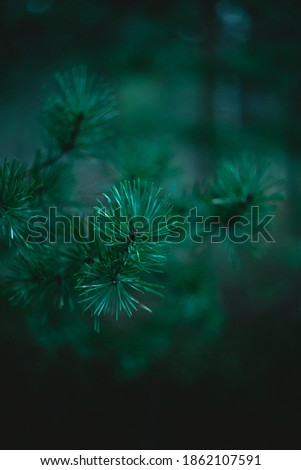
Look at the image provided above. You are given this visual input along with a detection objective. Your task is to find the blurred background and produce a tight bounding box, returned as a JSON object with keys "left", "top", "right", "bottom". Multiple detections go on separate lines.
{"left": 1, "top": 0, "right": 301, "bottom": 449}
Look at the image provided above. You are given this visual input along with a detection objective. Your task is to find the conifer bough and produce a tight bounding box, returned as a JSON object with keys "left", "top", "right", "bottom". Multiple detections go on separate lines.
{"left": 40, "top": 66, "right": 118, "bottom": 158}
{"left": 0, "top": 67, "right": 285, "bottom": 334}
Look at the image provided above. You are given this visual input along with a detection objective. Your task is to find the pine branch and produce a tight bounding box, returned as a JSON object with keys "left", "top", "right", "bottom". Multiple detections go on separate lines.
{"left": 73, "top": 180, "right": 174, "bottom": 330}
{"left": 0, "top": 63, "right": 288, "bottom": 341}
{"left": 5, "top": 243, "right": 77, "bottom": 313}
{"left": 95, "top": 179, "right": 173, "bottom": 251}
{"left": 202, "top": 153, "right": 286, "bottom": 258}
{"left": 75, "top": 241, "right": 163, "bottom": 332}
{"left": 0, "top": 159, "right": 37, "bottom": 244}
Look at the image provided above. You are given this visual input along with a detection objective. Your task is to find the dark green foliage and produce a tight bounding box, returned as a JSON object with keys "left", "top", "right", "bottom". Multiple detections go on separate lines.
{"left": 208, "top": 154, "right": 285, "bottom": 219}
{"left": 1, "top": 1, "right": 301, "bottom": 449}
{"left": 40, "top": 66, "right": 118, "bottom": 158}
{"left": 2, "top": 66, "right": 170, "bottom": 330}
{"left": 74, "top": 180, "right": 174, "bottom": 330}
{"left": 202, "top": 154, "right": 285, "bottom": 258}
{"left": 31, "top": 150, "right": 75, "bottom": 207}
{"left": 0, "top": 159, "right": 35, "bottom": 244}
{"left": 76, "top": 242, "right": 163, "bottom": 332}
{"left": 6, "top": 243, "right": 76, "bottom": 313}
{"left": 0, "top": 66, "right": 287, "bottom": 336}
{"left": 95, "top": 179, "right": 173, "bottom": 251}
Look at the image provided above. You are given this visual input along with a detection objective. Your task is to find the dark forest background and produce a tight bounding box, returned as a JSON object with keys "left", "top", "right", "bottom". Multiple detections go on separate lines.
{"left": 1, "top": 0, "right": 301, "bottom": 449}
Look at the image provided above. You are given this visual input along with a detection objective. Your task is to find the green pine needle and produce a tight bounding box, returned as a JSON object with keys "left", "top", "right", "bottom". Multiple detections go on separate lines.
{"left": 210, "top": 153, "right": 285, "bottom": 214}
{"left": 0, "top": 158, "right": 36, "bottom": 244}
{"left": 75, "top": 241, "right": 163, "bottom": 331}
{"left": 5, "top": 243, "right": 76, "bottom": 313}
{"left": 31, "top": 149, "right": 75, "bottom": 207}
{"left": 203, "top": 153, "right": 286, "bottom": 258}
{"left": 95, "top": 179, "right": 173, "bottom": 258}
